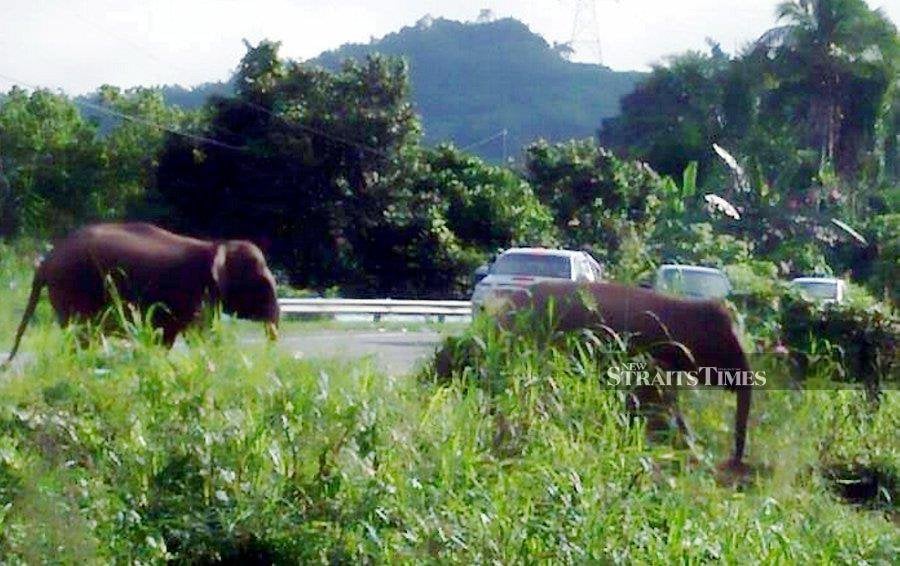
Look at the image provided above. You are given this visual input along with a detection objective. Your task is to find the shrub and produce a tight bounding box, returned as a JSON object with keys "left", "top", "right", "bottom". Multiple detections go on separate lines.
{"left": 781, "top": 293, "right": 898, "bottom": 395}
{"left": 724, "top": 261, "right": 785, "bottom": 344}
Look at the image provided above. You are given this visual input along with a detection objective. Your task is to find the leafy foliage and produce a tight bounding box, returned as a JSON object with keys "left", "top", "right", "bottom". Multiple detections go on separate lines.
{"left": 362, "top": 144, "right": 557, "bottom": 297}
{"left": 0, "top": 88, "right": 106, "bottom": 237}
{"left": 0, "top": 86, "right": 195, "bottom": 239}
{"left": 154, "top": 42, "right": 419, "bottom": 291}
{"left": 600, "top": 0, "right": 899, "bottom": 257}
{"left": 0, "top": 284, "right": 897, "bottom": 561}
{"left": 781, "top": 292, "right": 898, "bottom": 392}
{"left": 600, "top": 47, "right": 733, "bottom": 180}
{"left": 524, "top": 139, "right": 665, "bottom": 264}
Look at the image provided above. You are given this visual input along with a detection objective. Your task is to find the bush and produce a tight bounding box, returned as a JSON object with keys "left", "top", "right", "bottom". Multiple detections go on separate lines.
{"left": 781, "top": 293, "right": 898, "bottom": 394}
{"left": 662, "top": 223, "right": 754, "bottom": 267}
{"left": 865, "top": 214, "right": 899, "bottom": 306}
{"left": 524, "top": 139, "right": 667, "bottom": 264}
{"left": 724, "top": 261, "right": 785, "bottom": 344}
{"left": 368, "top": 145, "right": 558, "bottom": 298}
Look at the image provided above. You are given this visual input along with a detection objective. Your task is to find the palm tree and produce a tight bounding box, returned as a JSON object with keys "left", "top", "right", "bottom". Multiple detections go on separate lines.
{"left": 775, "top": 0, "right": 898, "bottom": 177}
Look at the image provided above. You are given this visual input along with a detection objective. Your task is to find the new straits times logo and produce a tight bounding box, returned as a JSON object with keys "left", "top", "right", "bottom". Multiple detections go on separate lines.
{"left": 606, "top": 361, "right": 767, "bottom": 388}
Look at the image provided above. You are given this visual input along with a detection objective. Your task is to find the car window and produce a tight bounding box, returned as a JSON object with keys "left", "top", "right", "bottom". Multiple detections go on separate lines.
{"left": 573, "top": 258, "right": 586, "bottom": 281}
{"left": 578, "top": 256, "right": 595, "bottom": 281}
{"left": 584, "top": 254, "right": 603, "bottom": 280}
{"left": 659, "top": 269, "right": 730, "bottom": 299}
{"left": 491, "top": 253, "right": 572, "bottom": 279}
{"left": 793, "top": 281, "right": 838, "bottom": 300}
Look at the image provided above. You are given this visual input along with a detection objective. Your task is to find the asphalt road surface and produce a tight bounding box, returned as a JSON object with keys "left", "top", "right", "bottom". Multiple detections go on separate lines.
{"left": 2, "top": 328, "right": 449, "bottom": 377}
{"left": 249, "top": 329, "right": 447, "bottom": 375}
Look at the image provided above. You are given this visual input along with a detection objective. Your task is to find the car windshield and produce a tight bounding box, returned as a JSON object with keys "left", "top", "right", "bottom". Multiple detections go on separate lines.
{"left": 660, "top": 269, "right": 729, "bottom": 299}
{"left": 793, "top": 281, "right": 838, "bottom": 300}
{"left": 491, "top": 253, "right": 572, "bottom": 278}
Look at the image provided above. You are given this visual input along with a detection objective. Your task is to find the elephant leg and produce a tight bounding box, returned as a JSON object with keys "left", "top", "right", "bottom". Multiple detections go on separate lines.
{"left": 160, "top": 316, "right": 191, "bottom": 348}
{"left": 627, "top": 386, "right": 673, "bottom": 438}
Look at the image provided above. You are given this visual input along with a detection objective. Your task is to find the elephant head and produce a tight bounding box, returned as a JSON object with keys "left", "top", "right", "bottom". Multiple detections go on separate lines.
{"left": 212, "top": 241, "right": 280, "bottom": 340}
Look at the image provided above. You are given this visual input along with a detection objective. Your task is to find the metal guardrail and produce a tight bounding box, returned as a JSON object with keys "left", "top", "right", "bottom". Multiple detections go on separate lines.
{"left": 278, "top": 298, "right": 472, "bottom": 321}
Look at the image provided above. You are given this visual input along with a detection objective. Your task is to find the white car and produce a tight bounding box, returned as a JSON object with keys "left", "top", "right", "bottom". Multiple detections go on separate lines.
{"left": 789, "top": 277, "right": 845, "bottom": 304}
{"left": 654, "top": 264, "right": 731, "bottom": 300}
{"left": 471, "top": 248, "right": 603, "bottom": 309}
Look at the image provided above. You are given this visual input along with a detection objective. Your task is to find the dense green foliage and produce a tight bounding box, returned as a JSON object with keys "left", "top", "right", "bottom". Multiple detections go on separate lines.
{"left": 0, "top": 86, "right": 190, "bottom": 239}
{"left": 523, "top": 138, "right": 757, "bottom": 282}
{"left": 154, "top": 43, "right": 419, "bottom": 291}
{"left": 597, "top": 2, "right": 898, "bottom": 302}
{"left": 781, "top": 291, "right": 898, "bottom": 391}
{"left": 0, "top": 88, "right": 106, "bottom": 237}
{"left": 362, "top": 144, "right": 557, "bottom": 297}
{"left": 599, "top": 1, "right": 898, "bottom": 285}
{"left": 1, "top": 5, "right": 896, "bottom": 301}
{"left": 602, "top": 0, "right": 898, "bottom": 185}
{"left": 149, "top": 43, "right": 556, "bottom": 297}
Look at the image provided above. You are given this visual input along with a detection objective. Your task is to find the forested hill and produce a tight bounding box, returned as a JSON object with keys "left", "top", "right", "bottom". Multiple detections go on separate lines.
{"left": 76, "top": 17, "right": 642, "bottom": 161}
{"left": 313, "top": 17, "right": 644, "bottom": 161}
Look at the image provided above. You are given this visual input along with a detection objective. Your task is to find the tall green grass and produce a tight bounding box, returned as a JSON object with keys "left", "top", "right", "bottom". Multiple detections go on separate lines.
{"left": 0, "top": 246, "right": 897, "bottom": 562}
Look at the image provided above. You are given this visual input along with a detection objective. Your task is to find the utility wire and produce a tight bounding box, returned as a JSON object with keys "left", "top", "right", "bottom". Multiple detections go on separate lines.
{"left": 460, "top": 129, "right": 508, "bottom": 152}
{"left": 242, "top": 100, "right": 393, "bottom": 159}
{"left": 0, "top": 72, "right": 248, "bottom": 152}
{"left": 59, "top": 5, "right": 398, "bottom": 160}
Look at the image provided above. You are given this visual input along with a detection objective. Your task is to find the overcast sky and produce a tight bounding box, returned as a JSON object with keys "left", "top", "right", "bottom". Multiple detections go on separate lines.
{"left": 0, "top": 0, "right": 897, "bottom": 95}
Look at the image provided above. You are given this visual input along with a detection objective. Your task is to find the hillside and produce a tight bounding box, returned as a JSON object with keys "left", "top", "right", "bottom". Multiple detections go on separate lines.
{"left": 66, "top": 17, "right": 643, "bottom": 161}
{"left": 314, "top": 17, "right": 644, "bottom": 161}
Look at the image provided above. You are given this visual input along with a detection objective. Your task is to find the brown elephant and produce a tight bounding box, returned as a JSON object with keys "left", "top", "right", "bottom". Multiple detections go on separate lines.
{"left": 440, "top": 280, "right": 753, "bottom": 471}
{"left": 5, "top": 222, "right": 280, "bottom": 363}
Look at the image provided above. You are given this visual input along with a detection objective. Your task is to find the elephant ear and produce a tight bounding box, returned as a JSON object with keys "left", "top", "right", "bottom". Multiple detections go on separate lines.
{"left": 211, "top": 244, "right": 228, "bottom": 295}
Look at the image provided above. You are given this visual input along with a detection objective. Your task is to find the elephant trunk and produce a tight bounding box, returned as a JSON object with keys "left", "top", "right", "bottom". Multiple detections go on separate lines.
{"left": 265, "top": 321, "right": 279, "bottom": 341}
{"left": 265, "top": 300, "right": 280, "bottom": 341}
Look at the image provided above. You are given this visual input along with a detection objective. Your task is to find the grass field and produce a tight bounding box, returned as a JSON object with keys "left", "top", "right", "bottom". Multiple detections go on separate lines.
{"left": 0, "top": 245, "right": 897, "bottom": 562}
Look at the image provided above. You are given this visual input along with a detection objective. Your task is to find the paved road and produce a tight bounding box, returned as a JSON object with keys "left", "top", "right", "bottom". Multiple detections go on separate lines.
{"left": 249, "top": 329, "right": 447, "bottom": 375}
{"left": 2, "top": 329, "right": 448, "bottom": 377}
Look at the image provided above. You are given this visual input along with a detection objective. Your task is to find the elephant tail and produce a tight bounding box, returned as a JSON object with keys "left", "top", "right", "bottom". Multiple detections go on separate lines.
{"left": 4, "top": 262, "right": 46, "bottom": 367}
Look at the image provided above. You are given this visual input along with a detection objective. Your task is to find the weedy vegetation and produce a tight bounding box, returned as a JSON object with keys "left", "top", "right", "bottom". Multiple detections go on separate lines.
{"left": 0, "top": 248, "right": 897, "bottom": 563}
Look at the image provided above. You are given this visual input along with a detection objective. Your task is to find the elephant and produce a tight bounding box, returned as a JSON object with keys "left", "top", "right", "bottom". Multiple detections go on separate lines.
{"left": 438, "top": 280, "right": 753, "bottom": 471}
{"left": 5, "top": 222, "right": 280, "bottom": 363}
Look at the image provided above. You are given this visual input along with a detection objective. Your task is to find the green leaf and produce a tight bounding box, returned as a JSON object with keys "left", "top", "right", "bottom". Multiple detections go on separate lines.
{"left": 681, "top": 161, "right": 698, "bottom": 198}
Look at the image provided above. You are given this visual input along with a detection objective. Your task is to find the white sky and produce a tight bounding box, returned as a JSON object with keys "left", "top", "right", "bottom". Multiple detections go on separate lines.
{"left": 0, "top": 0, "right": 897, "bottom": 95}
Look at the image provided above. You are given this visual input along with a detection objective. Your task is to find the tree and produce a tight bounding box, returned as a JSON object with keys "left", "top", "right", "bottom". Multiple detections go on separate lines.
{"left": 525, "top": 139, "right": 669, "bottom": 263}
{"left": 773, "top": 0, "right": 899, "bottom": 178}
{"left": 96, "top": 85, "right": 190, "bottom": 218}
{"left": 599, "top": 48, "right": 731, "bottom": 180}
{"left": 0, "top": 87, "right": 106, "bottom": 238}
{"left": 154, "top": 41, "right": 419, "bottom": 289}
{"left": 365, "top": 144, "right": 557, "bottom": 297}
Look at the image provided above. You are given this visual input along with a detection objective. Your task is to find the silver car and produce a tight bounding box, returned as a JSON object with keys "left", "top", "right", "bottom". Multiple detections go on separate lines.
{"left": 789, "top": 277, "right": 845, "bottom": 304}
{"left": 471, "top": 248, "right": 603, "bottom": 309}
{"left": 654, "top": 264, "right": 731, "bottom": 300}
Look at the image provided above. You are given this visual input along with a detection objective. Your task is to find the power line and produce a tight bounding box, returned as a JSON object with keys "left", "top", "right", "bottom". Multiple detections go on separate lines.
{"left": 0, "top": 72, "right": 248, "bottom": 152}
{"left": 460, "top": 129, "right": 508, "bottom": 152}
{"left": 61, "top": 3, "right": 399, "bottom": 159}
{"left": 6, "top": 1, "right": 410, "bottom": 161}
{"left": 53, "top": 5, "right": 398, "bottom": 159}
{"left": 242, "top": 100, "right": 394, "bottom": 159}
{"left": 0, "top": 69, "right": 401, "bottom": 160}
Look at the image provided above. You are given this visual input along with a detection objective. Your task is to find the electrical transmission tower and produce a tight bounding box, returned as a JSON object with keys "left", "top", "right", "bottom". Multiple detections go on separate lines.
{"left": 560, "top": 0, "right": 620, "bottom": 66}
